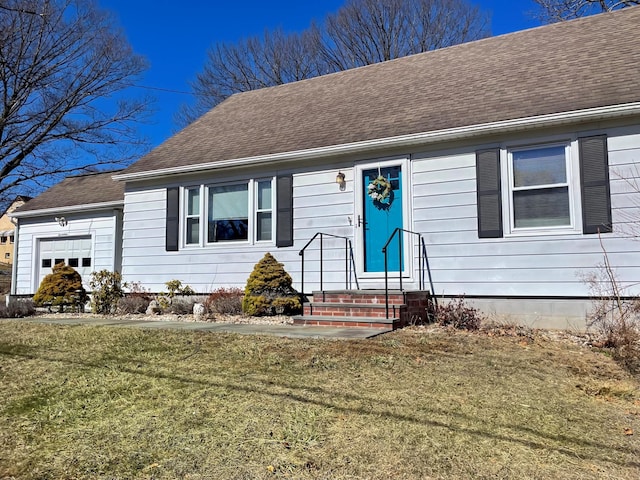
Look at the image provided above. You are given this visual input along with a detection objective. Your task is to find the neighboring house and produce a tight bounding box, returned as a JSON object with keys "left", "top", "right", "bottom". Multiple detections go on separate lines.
{"left": 10, "top": 172, "right": 124, "bottom": 292}
{"left": 0, "top": 196, "right": 31, "bottom": 264}
{"left": 11, "top": 8, "right": 640, "bottom": 328}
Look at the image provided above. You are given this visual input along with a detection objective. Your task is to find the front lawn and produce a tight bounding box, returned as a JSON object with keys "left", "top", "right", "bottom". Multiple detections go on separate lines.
{"left": 0, "top": 321, "right": 638, "bottom": 479}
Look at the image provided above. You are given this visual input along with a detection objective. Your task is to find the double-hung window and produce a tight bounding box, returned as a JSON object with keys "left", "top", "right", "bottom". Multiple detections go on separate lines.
{"left": 185, "top": 187, "right": 201, "bottom": 245}
{"left": 255, "top": 179, "right": 273, "bottom": 242}
{"left": 508, "top": 144, "right": 573, "bottom": 231}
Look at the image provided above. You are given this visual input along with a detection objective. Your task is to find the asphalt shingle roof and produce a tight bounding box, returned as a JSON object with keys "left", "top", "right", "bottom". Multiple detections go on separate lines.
{"left": 123, "top": 7, "right": 640, "bottom": 177}
{"left": 14, "top": 171, "right": 124, "bottom": 214}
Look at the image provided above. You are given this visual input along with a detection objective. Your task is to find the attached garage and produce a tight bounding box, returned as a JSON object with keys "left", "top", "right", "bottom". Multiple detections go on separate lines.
{"left": 9, "top": 171, "right": 124, "bottom": 296}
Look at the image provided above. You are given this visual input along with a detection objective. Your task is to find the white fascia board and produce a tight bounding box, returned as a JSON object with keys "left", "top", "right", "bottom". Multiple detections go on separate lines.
{"left": 10, "top": 200, "right": 124, "bottom": 219}
{"left": 113, "top": 102, "right": 640, "bottom": 182}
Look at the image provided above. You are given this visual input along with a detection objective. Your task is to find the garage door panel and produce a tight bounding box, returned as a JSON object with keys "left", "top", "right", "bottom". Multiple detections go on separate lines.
{"left": 37, "top": 236, "right": 93, "bottom": 289}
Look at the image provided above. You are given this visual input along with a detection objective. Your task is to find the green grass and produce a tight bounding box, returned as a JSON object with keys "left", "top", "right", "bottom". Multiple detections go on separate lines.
{"left": 0, "top": 321, "right": 638, "bottom": 479}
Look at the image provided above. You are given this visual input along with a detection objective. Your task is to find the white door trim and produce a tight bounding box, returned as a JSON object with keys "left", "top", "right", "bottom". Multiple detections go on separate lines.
{"left": 354, "top": 156, "right": 413, "bottom": 282}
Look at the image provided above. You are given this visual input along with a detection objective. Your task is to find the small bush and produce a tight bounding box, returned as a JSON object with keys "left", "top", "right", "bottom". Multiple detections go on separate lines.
{"left": 89, "top": 270, "right": 124, "bottom": 315}
{"left": 117, "top": 296, "right": 150, "bottom": 314}
{"left": 165, "top": 279, "right": 195, "bottom": 298}
{"left": 242, "top": 253, "right": 301, "bottom": 316}
{"left": 33, "top": 262, "right": 87, "bottom": 311}
{"left": 206, "top": 287, "right": 243, "bottom": 315}
{"left": 0, "top": 299, "right": 36, "bottom": 318}
{"left": 428, "top": 296, "right": 482, "bottom": 331}
{"left": 117, "top": 282, "right": 152, "bottom": 314}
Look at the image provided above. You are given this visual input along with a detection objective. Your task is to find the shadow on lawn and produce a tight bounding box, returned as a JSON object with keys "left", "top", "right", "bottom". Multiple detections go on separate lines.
{"left": 1, "top": 341, "right": 638, "bottom": 470}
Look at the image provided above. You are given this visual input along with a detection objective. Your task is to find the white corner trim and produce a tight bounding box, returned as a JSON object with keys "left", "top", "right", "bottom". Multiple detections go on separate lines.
{"left": 10, "top": 200, "right": 123, "bottom": 219}
{"left": 113, "top": 102, "right": 640, "bottom": 182}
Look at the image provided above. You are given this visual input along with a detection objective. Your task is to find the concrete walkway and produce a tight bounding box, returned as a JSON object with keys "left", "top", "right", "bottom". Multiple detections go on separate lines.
{"left": 14, "top": 316, "right": 390, "bottom": 339}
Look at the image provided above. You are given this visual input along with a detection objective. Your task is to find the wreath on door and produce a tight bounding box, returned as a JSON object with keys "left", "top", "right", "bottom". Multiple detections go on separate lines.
{"left": 367, "top": 175, "right": 392, "bottom": 202}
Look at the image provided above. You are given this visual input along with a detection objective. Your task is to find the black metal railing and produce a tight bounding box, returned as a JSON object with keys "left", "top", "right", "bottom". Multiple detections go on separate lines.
{"left": 299, "top": 233, "right": 359, "bottom": 302}
{"left": 382, "top": 228, "right": 435, "bottom": 318}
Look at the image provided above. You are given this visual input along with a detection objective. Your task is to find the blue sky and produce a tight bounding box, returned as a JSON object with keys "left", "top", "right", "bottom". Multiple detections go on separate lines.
{"left": 100, "top": 0, "right": 541, "bottom": 149}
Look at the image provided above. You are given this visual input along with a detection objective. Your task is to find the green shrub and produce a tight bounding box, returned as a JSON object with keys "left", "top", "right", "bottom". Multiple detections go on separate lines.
{"left": 165, "top": 279, "right": 195, "bottom": 298}
{"left": 33, "top": 262, "right": 87, "bottom": 312}
{"left": 242, "top": 253, "right": 301, "bottom": 316}
{"left": 206, "top": 287, "right": 243, "bottom": 315}
{"left": 89, "top": 270, "right": 124, "bottom": 315}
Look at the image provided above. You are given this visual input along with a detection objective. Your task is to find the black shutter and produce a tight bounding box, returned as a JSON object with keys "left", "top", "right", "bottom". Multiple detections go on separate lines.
{"left": 579, "top": 135, "right": 612, "bottom": 234}
{"left": 476, "top": 148, "right": 503, "bottom": 238}
{"left": 166, "top": 187, "right": 179, "bottom": 251}
{"left": 276, "top": 174, "right": 294, "bottom": 247}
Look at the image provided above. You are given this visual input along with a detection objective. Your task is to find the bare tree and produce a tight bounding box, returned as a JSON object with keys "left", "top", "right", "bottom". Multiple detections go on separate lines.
{"left": 176, "top": 27, "right": 326, "bottom": 126}
{"left": 178, "top": 0, "right": 489, "bottom": 126}
{"left": 533, "top": 0, "right": 640, "bottom": 22}
{"left": 0, "top": 0, "right": 150, "bottom": 204}
{"left": 320, "top": 0, "right": 489, "bottom": 71}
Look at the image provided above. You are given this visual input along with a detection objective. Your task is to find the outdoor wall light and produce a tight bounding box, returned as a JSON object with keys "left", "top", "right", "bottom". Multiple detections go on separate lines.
{"left": 336, "top": 171, "right": 346, "bottom": 191}
{"left": 55, "top": 216, "right": 67, "bottom": 227}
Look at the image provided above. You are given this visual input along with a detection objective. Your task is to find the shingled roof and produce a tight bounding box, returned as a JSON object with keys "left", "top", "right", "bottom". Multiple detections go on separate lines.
{"left": 13, "top": 171, "right": 124, "bottom": 214}
{"left": 123, "top": 7, "right": 640, "bottom": 177}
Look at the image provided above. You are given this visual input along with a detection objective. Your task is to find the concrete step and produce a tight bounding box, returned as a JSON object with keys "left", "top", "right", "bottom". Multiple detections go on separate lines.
{"left": 292, "top": 315, "right": 400, "bottom": 329}
{"left": 312, "top": 289, "right": 406, "bottom": 304}
{"left": 303, "top": 302, "right": 404, "bottom": 318}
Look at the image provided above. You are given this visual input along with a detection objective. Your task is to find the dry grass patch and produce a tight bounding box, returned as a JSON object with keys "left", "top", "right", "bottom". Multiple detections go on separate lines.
{"left": 0, "top": 321, "right": 638, "bottom": 479}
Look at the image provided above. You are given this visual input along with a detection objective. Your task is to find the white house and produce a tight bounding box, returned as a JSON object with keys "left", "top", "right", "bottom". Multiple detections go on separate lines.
{"left": 11, "top": 7, "right": 640, "bottom": 329}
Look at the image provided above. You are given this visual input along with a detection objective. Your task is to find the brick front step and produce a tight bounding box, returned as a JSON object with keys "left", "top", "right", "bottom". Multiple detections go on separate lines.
{"left": 303, "top": 302, "right": 403, "bottom": 318}
{"left": 292, "top": 315, "right": 400, "bottom": 329}
{"left": 301, "top": 290, "right": 431, "bottom": 330}
{"left": 314, "top": 290, "right": 406, "bottom": 304}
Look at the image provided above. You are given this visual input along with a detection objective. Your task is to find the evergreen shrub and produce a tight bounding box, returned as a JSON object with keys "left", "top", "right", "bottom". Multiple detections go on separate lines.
{"left": 242, "top": 253, "right": 301, "bottom": 316}
{"left": 33, "top": 262, "right": 87, "bottom": 311}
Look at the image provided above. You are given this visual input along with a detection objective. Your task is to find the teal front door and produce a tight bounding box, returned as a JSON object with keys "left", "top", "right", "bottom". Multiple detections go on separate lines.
{"left": 362, "top": 165, "right": 403, "bottom": 272}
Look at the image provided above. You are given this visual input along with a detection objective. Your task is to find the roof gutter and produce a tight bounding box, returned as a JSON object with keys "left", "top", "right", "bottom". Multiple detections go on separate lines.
{"left": 10, "top": 200, "right": 124, "bottom": 219}
{"left": 113, "top": 102, "right": 640, "bottom": 182}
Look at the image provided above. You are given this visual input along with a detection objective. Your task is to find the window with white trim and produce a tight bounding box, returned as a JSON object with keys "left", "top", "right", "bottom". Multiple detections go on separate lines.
{"left": 208, "top": 183, "right": 249, "bottom": 242}
{"left": 477, "top": 135, "right": 610, "bottom": 239}
{"left": 255, "top": 179, "right": 273, "bottom": 242}
{"left": 506, "top": 143, "right": 579, "bottom": 234}
{"left": 182, "top": 178, "right": 275, "bottom": 246}
{"left": 185, "top": 187, "right": 201, "bottom": 245}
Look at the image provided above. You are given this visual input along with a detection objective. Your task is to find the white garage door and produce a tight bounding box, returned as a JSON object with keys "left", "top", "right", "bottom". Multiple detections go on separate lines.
{"left": 38, "top": 236, "right": 93, "bottom": 288}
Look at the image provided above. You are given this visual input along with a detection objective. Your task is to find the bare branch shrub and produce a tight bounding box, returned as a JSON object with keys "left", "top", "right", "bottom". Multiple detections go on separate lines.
{"left": 0, "top": 299, "right": 36, "bottom": 318}
{"left": 117, "top": 281, "right": 152, "bottom": 314}
{"left": 427, "top": 296, "right": 482, "bottom": 331}
{"left": 205, "top": 287, "right": 244, "bottom": 315}
{"left": 584, "top": 236, "right": 640, "bottom": 373}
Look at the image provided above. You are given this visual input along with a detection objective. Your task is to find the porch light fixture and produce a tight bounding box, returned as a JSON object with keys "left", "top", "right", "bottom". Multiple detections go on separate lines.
{"left": 336, "top": 171, "right": 346, "bottom": 191}
{"left": 55, "top": 216, "right": 67, "bottom": 227}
